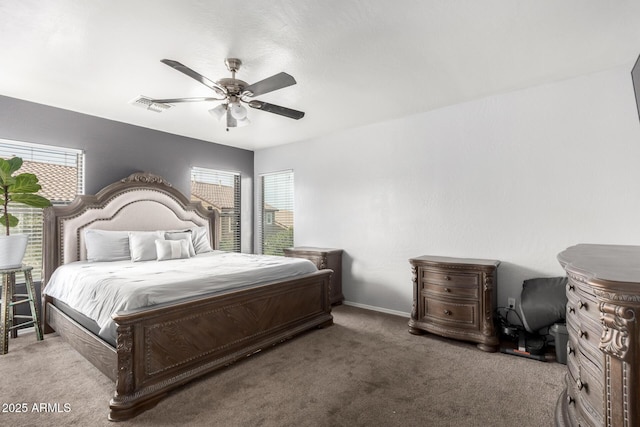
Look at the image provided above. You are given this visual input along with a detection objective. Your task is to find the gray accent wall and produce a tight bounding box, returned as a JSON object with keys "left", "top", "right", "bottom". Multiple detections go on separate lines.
{"left": 0, "top": 95, "right": 254, "bottom": 252}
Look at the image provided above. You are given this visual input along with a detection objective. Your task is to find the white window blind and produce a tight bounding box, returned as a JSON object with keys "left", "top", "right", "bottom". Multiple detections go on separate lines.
{"left": 260, "top": 170, "right": 294, "bottom": 256}
{"left": 190, "top": 167, "right": 241, "bottom": 252}
{"left": 0, "top": 139, "right": 84, "bottom": 281}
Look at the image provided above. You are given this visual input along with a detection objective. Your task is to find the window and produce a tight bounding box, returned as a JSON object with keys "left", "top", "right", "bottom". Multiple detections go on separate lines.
{"left": 190, "top": 167, "right": 241, "bottom": 252}
{"left": 260, "top": 170, "right": 294, "bottom": 256}
{"left": 265, "top": 212, "right": 274, "bottom": 225}
{"left": 0, "top": 139, "right": 84, "bottom": 281}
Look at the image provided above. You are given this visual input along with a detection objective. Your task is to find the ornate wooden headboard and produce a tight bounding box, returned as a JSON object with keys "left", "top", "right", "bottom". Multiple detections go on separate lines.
{"left": 42, "top": 172, "right": 219, "bottom": 284}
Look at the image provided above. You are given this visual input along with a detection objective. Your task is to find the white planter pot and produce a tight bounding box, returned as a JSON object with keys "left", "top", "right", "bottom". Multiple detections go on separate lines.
{"left": 0, "top": 234, "right": 28, "bottom": 270}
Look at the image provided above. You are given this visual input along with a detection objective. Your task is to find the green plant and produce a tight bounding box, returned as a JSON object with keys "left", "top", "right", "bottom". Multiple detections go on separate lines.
{"left": 0, "top": 157, "right": 51, "bottom": 236}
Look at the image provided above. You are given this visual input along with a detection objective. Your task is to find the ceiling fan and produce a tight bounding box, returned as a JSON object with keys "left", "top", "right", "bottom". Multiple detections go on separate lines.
{"left": 149, "top": 58, "right": 305, "bottom": 130}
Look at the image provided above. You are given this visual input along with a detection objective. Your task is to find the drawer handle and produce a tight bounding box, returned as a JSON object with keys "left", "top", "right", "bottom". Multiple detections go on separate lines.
{"left": 578, "top": 300, "right": 587, "bottom": 310}
{"left": 579, "top": 330, "right": 588, "bottom": 339}
{"left": 568, "top": 307, "right": 575, "bottom": 314}
{"left": 576, "top": 378, "right": 587, "bottom": 392}
{"left": 567, "top": 395, "right": 575, "bottom": 405}
{"left": 443, "top": 275, "right": 451, "bottom": 281}
{"left": 444, "top": 310, "right": 452, "bottom": 316}
{"left": 568, "top": 284, "right": 575, "bottom": 292}
{"left": 567, "top": 344, "right": 574, "bottom": 355}
{"left": 443, "top": 287, "right": 451, "bottom": 293}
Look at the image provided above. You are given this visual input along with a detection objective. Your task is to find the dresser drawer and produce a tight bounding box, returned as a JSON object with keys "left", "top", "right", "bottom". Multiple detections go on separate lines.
{"left": 423, "top": 297, "right": 478, "bottom": 328}
{"left": 566, "top": 286, "right": 598, "bottom": 321}
{"left": 566, "top": 369, "right": 603, "bottom": 427}
{"left": 566, "top": 333, "right": 604, "bottom": 375}
{"left": 567, "top": 316, "right": 602, "bottom": 364}
{"left": 575, "top": 355, "right": 604, "bottom": 425}
{"left": 567, "top": 344, "right": 581, "bottom": 377}
{"left": 566, "top": 335, "right": 578, "bottom": 367}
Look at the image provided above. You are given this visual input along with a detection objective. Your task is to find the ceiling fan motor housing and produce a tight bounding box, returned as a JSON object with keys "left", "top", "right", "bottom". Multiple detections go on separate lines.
{"left": 216, "top": 78, "right": 248, "bottom": 96}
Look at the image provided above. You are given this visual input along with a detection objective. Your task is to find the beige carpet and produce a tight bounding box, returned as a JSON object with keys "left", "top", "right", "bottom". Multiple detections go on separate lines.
{"left": 0, "top": 305, "right": 564, "bottom": 427}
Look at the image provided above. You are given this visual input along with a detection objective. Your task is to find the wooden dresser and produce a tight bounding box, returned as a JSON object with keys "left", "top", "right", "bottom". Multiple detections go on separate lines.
{"left": 283, "top": 247, "right": 344, "bottom": 305}
{"left": 408, "top": 255, "right": 500, "bottom": 352}
{"left": 556, "top": 244, "right": 640, "bottom": 427}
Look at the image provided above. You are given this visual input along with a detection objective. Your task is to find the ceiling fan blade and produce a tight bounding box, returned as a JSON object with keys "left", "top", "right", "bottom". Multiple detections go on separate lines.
{"left": 248, "top": 100, "right": 305, "bottom": 120}
{"left": 151, "top": 97, "right": 224, "bottom": 104}
{"left": 160, "top": 59, "right": 227, "bottom": 97}
{"left": 244, "top": 72, "right": 297, "bottom": 97}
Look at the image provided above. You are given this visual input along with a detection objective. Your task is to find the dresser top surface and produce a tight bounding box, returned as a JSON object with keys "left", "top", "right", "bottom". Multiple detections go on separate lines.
{"left": 558, "top": 244, "right": 640, "bottom": 284}
{"left": 410, "top": 255, "right": 500, "bottom": 268}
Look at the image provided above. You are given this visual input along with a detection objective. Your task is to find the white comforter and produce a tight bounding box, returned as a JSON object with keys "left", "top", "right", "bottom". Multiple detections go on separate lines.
{"left": 44, "top": 251, "right": 318, "bottom": 342}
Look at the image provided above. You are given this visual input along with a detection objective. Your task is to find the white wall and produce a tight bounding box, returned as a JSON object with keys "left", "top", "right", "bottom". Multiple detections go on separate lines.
{"left": 255, "top": 65, "right": 640, "bottom": 316}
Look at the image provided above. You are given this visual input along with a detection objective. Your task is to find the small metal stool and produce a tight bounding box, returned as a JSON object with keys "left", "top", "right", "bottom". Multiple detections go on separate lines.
{"left": 0, "top": 265, "right": 43, "bottom": 354}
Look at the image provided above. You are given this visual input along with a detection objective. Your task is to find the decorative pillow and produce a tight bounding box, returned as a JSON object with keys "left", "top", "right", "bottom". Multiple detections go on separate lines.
{"left": 155, "top": 239, "right": 191, "bottom": 261}
{"left": 84, "top": 229, "right": 131, "bottom": 262}
{"left": 165, "top": 231, "right": 196, "bottom": 257}
{"left": 190, "top": 226, "right": 213, "bottom": 254}
{"left": 128, "top": 231, "right": 164, "bottom": 262}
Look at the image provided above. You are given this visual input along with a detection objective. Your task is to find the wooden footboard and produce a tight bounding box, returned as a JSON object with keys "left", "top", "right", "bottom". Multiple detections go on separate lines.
{"left": 44, "top": 269, "right": 333, "bottom": 421}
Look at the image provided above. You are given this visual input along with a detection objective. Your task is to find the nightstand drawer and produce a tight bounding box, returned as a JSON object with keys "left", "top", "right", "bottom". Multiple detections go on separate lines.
{"left": 424, "top": 298, "right": 478, "bottom": 328}
{"left": 421, "top": 282, "right": 478, "bottom": 299}
{"left": 422, "top": 269, "right": 479, "bottom": 288}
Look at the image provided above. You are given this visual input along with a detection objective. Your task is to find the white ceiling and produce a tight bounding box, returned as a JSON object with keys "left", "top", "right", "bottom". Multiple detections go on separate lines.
{"left": 1, "top": 1, "right": 640, "bottom": 151}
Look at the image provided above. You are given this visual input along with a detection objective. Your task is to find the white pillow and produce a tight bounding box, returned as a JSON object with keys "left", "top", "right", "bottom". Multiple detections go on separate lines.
{"left": 84, "top": 229, "right": 131, "bottom": 262}
{"left": 165, "top": 231, "right": 196, "bottom": 257}
{"left": 190, "top": 226, "right": 213, "bottom": 254}
{"left": 155, "top": 239, "right": 191, "bottom": 261}
{"left": 128, "top": 231, "right": 164, "bottom": 262}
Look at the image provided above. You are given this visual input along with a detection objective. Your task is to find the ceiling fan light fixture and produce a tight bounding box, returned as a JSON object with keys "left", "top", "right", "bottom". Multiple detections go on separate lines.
{"left": 209, "top": 104, "right": 227, "bottom": 121}
{"left": 229, "top": 101, "right": 247, "bottom": 120}
{"left": 226, "top": 108, "right": 250, "bottom": 128}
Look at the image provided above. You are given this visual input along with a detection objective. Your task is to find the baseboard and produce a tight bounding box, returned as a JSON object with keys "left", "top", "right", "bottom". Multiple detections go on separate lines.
{"left": 342, "top": 301, "right": 409, "bottom": 318}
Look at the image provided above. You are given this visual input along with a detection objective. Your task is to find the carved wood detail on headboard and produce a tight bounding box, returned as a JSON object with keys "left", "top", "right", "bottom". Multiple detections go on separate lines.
{"left": 120, "top": 172, "right": 173, "bottom": 186}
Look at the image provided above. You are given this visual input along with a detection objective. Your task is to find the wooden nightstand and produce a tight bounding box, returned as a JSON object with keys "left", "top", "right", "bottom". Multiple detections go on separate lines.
{"left": 408, "top": 255, "right": 500, "bottom": 352}
{"left": 284, "top": 247, "right": 344, "bottom": 305}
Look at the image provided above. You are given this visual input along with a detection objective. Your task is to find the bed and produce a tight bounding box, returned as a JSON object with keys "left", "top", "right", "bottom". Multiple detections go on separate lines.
{"left": 41, "top": 172, "right": 333, "bottom": 421}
